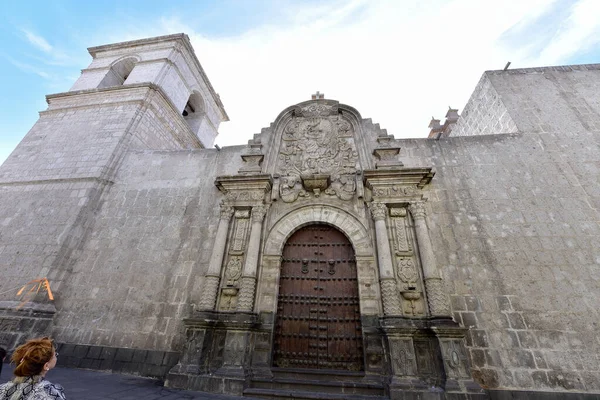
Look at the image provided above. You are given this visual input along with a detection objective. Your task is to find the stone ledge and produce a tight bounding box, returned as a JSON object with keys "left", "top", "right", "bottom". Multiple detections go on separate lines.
{"left": 55, "top": 343, "right": 180, "bottom": 379}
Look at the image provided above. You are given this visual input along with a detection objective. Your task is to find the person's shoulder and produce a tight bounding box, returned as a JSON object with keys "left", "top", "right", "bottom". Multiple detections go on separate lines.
{"left": 40, "top": 380, "right": 66, "bottom": 399}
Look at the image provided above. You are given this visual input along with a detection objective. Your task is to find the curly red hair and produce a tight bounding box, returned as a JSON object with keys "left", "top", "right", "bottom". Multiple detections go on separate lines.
{"left": 11, "top": 337, "right": 55, "bottom": 377}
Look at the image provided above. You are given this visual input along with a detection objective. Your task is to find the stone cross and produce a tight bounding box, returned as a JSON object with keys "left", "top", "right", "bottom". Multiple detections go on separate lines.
{"left": 311, "top": 91, "right": 324, "bottom": 100}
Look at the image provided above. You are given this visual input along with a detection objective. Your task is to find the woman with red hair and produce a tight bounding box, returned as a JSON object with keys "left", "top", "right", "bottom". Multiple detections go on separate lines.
{"left": 0, "top": 337, "right": 66, "bottom": 399}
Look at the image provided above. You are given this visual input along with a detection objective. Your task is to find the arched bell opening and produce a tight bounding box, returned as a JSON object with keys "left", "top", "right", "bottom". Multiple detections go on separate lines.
{"left": 98, "top": 56, "right": 137, "bottom": 88}
{"left": 182, "top": 91, "right": 206, "bottom": 136}
{"left": 272, "top": 223, "right": 364, "bottom": 371}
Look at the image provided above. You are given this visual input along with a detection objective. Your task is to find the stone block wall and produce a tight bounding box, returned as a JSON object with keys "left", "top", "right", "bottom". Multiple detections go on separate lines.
{"left": 49, "top": 146, "right": 244, "bottom": 352}
{"left": 450, "top": 73, "right": 518, "bottom": 137}
{"left": 400, "top": 130, "right": 600, "bottom": 392}
{"left": 398, "top": 65, "right": 600, "bottom": 393}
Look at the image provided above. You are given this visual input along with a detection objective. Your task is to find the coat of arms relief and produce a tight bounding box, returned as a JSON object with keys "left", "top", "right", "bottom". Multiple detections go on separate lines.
{"left": 277, "top": 104, "right": 359, "bottom": 202}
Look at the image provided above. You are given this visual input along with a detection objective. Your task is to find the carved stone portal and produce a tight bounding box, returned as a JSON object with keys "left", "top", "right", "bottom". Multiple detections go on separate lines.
{"left": 277, "top": 106, "right": 359, "bottom": 202}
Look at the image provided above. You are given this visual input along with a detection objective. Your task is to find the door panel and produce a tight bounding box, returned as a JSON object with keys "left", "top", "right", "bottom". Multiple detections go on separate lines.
{"left": 273, "top": 224, "right": 364, "bottom": 371}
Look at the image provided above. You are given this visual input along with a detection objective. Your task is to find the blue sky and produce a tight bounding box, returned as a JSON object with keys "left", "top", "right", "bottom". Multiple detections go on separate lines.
{"left": 1, "top": 0, "right": 600, "bottom": 165}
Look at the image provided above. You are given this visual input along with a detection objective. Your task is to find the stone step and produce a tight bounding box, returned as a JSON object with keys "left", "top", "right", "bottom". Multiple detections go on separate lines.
{"left": 271, "top": 367, "right": 371, "bottom": 383}
{"left": 250, "top": 376, "right": 385, "bottom": 396}
{"left": 243, "top": 387, "right": 388, "bottom": 400}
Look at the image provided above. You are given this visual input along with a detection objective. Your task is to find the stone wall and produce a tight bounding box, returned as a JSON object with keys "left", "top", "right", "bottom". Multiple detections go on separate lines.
{"left": 396, "top": 65, "right": 600, "bottom": 392}
{"left": 450, "top": 73, "right": 517, "bottom": 137}
{"left": 49, "top": 146, "right": 244, "bottom": 351}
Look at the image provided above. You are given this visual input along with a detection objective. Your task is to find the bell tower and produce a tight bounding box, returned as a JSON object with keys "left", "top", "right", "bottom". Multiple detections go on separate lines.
{"left": 0, "top": 34, "right": 228, "bottom": 350}
{"left": 70, "top": 33, "right": 228, "bottom": 148}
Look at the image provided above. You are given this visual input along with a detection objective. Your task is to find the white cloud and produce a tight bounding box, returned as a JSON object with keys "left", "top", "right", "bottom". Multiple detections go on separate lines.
{"left": 3, "top": 0, "right": 599, "bottom": 171}
{"left": 4, "top": 55, "right": 50, "bottom": 79}
{"left": 22, "top": 29, "right": 53, "bottom": 53}
{"left": 160, "top": 0, "right": 581, "bottom": 148}
{"left": 535, "top": 0, "right": 600, "bottom": 63}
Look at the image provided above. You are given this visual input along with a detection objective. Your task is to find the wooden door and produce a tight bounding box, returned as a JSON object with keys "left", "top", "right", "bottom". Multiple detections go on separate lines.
{"left": 273, "top": 224, "right": 364, "bottom": 371}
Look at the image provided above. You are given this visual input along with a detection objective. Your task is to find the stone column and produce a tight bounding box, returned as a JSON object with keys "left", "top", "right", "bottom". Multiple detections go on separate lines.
{"left": 197, "top": 205, "right": 234, "bottom": 310}
{"left": 408, "top": 202, "right": 450, "bottom": 317}
{"left": 237, "top": 204, "right": 267, "bottom": 312}
{"left": 369, "top": 202, "right": 402, "bottom": 315}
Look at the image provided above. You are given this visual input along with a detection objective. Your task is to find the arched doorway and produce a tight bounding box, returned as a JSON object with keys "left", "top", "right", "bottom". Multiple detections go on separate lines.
{"left": 273, "top": 224, "right": 364, "bottom": 371}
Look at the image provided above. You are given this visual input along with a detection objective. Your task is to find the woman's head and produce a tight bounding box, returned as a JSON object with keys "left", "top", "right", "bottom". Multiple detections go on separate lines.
{"left": 11, "top": 337, "right": 57, "bottom": 377}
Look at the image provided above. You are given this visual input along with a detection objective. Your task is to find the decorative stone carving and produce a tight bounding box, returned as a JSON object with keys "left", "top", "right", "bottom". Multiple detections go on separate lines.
{"left": 220, "top": 205, "right": 235, "bottom": 220}
{"left": 389, "top": 338, "right": 417, "bottom": 376}
{"left": 301, "top": 174, "right": 330, "bottom": 197}
{"left": 251, "top": 205, "right": 268, "bottom": 223}
{"left": 368, "top": 202, "right": 388, "bottom": 221}
{"left": 425, "top": 278, "right": 451, "bottom": 317}
{"left": 373, "top": 185, "right": 417, "bottom": 199}
{"left": 380, "top": 278, "right": 403, "bottom": 315}
{"left": 198, "top": 275, "right": 220, "bottom": 310}
{"left": 224, "top": 256, "right": 243, "bottom": 286}
{"left": 438, "top": 338, "right": 471, "bottom": 380}
{"left": 408, "top": 201, "right": 426, "bottom": 220}
{"left": 231, "top": 213, "right": 250, "bottom": 253}
{"left": 397, "top": 257, "right": 418, "bottom": 284}
{"left": 279, "top": 176, "right": 308, "bottom": 203}
{"left": 325, "top": 174, "right": 356, "bottom": 200}
{"left": 400, "top": 288, "right": 425, "bottom": 316}
{"left": 237, "top": 276, "right": 256, "bottom": 312}
{"left": 277, "top": 108, "right": 358, "bottom": 202}
{"left": 391, "top": 210, "right": 411, "bottom": 253}
{"left": 225, "top": 190, "right": 265, "bottom": 202}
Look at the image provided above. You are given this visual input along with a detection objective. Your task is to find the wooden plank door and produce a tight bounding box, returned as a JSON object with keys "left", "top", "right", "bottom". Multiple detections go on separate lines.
{"left": 273, "top": 224, "right": 364, "bottom": 371}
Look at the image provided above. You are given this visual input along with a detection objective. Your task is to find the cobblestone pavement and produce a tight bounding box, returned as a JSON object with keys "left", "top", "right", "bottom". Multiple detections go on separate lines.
{"left": 1, "top": 363, "right": 243, "bottom": 400}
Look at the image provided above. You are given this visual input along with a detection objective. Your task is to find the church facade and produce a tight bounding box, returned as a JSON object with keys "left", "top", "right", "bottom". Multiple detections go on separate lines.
{"left": 1, "top": 34, "right": 599, "bottom": 399}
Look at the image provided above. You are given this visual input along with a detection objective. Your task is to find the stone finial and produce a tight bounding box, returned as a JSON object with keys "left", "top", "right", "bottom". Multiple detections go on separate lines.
{"left": 311, "top": 91, "right": 324, "bottom": 100}
{"left": 445, "top": 107, "right": 459, "bottom": 123}
{"left": 428, "top": 118, "right": 442, "bottom": 130}
{"left": 429, "top": 108, "right": 460, "bottom": 139}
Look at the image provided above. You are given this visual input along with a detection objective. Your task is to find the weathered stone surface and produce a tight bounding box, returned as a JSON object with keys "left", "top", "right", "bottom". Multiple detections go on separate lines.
{"left": 1, "top": 33, "right": 600, "bottom": 398}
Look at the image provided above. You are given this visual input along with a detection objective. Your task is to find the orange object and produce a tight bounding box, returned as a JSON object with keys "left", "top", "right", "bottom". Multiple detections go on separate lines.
{"left": 15, "top": 278, "right": 54, "bottom": 309}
